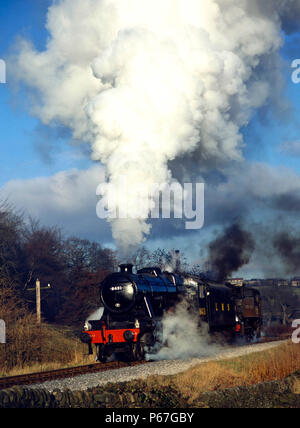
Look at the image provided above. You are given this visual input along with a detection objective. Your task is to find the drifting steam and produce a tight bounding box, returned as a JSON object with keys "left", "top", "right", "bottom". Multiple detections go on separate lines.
{"left": 86, "top": 307, "right": 104, "bottom": 323}
{"left": 146, "top": 300, "right": 222, "bottom": 361}
{"left": 13, "top": 0, "right": 299, "bottom": 252}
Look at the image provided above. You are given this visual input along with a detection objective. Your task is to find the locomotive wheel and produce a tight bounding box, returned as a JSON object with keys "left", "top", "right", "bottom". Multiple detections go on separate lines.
{"left": 122, "top": 344, "right": 142, "bottom": 362}
{"left": 96, "top": 345, "right": 110, "bottom": 363}
{"left": 246, "top": 334, "right": 253, "bottom": 343}
{"left": 132, "top": 340, "right": 145, "bottom": 361}
{"left": 98, "top": 354, "right": 109, "bottom": 363}
{"left": 121, "top": 337, "right": 146, "bottom": 362}
{"left": 118, "top": 347, "right": 136, "bottom": 362}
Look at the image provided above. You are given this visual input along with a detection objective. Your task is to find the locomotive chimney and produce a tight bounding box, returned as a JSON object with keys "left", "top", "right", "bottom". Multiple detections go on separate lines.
{"left": 119, "top": 264, "right": 134, "bottom": 274}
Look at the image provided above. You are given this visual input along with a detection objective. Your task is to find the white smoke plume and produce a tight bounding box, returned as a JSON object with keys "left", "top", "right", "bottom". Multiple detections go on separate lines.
{"left": 146, "top": 299, "right": 223, "bottom": 361}
{"left": 13, "top": 0, "right": 296, "bottom": 253}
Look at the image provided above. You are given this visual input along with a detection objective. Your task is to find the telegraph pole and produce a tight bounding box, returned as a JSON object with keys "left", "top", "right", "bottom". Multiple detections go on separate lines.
{"left": 27, "top": 280, "right": 51, "bottom": 324}
{"left": 36, "top": 278, "right": 41, "bottom": 325}
{"left": 26, "top": 279, "right": 51, "bottom": 363}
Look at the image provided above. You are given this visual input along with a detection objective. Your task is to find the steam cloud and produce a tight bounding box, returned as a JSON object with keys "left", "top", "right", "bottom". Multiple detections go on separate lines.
{"left": 146, "top": 300, "right": 222, "bottom": 361}
{"left": 86, "top": 307, "right": 104, "bottom": 323}
{"left": 13, "top": 0, "right": 300, "bottom": 253}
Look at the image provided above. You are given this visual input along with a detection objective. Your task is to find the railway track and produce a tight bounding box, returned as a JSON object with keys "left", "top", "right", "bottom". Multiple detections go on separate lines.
{"left": 0, "top": 360, "right": 147, "bottom": 390}
{"left": 0, "top": 336, "right": 290, "bottom": 390}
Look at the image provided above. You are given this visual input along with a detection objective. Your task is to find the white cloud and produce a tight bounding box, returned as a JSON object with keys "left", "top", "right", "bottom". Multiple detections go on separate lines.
{"left": 205, "top": 161, "right": 300, "bottom": 226}
{"left": 2, "top": 160, "right": 300, "bottom": 243}
{"left": 0, "top": 165, "right": 111, "bottom": 241}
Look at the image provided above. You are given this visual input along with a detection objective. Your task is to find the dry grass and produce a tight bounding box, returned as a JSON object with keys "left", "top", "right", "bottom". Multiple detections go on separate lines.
{"left": 0, "top": 281, "right": 94, "bottom": 377}
{"left": 0, "top": 321, "right": 94, "bottom": 377}
{"left": 146, "top": 341, "right": 300, "bottom": 403}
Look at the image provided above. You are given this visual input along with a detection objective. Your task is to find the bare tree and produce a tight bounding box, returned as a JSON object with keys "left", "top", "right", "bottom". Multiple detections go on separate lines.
{"left": 260, "top": 286, "right": 299, "bottom": 326}
{"left": 0, "top": 201, "right": 25, "bottom": 288}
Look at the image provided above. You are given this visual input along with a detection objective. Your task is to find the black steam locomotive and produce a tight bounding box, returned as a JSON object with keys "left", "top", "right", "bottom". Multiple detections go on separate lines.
{"left": 81, "top": 264, "right": 262, "bottom": 362}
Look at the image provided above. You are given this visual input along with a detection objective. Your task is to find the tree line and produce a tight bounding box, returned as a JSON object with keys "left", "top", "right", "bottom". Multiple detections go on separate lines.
{"left": 1, "top": 200, "right": 298, "bottom": 329}
{"left": 0, "top": 201, "right": 193, "bottom": 326}
{"left": 0, "top": 201, "right": 120, "bottom": 325}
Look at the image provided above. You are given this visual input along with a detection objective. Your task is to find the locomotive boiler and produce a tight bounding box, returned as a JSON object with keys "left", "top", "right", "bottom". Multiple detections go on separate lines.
{"left": 81, "top": 264, "right": 263, "bottom": 362}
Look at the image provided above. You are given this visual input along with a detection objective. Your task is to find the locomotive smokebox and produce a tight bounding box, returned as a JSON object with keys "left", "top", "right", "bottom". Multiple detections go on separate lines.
{"left": 119, "top": 264, "right": 134, "bottom": 274}
{"left": 100, "top": 269, "right": 137, "bottom": 314}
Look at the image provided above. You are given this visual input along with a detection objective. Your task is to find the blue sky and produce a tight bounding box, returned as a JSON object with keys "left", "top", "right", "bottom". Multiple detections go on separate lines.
{"left": 0, "top": 0, "right": 49, "bottom": 183}
{"left": 241, "top": 33, "right": 300, "bottom": 172}
{"left": 0, "top": 0, "right": 92, "bottom": 186}
{"left": 1, "top": 1, "right": 300, "bottom": 277}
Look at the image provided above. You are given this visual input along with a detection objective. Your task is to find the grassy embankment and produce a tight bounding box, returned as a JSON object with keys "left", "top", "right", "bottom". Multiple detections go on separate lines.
{"left": 144, "top": 341, "right": 300, "bottom": 403}
{"left": 1, "top": 318, "right": 299, "bottom": 403}
{"left": 0, "top": 319, "right": 94, "bottom": 377}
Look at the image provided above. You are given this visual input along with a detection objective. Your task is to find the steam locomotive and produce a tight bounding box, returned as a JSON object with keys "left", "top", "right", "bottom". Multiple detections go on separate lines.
{"left": 81, "top": 264, "right": 262, "bottom": 362}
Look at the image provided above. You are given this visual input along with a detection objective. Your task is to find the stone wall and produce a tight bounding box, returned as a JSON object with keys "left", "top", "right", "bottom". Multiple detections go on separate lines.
{"left": 193, "top": 373, "right": 300, "bottom": 408}
{"left": 1, "top": 374, "right": 300, "bottom": 408}
{"left": 0, "top": 381, "right": 185, "bottom": 408}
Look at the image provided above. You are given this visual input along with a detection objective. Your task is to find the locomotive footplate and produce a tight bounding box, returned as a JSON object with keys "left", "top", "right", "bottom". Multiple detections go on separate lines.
{"left": 84, "top": 327, "right": 140, "bottom": 345}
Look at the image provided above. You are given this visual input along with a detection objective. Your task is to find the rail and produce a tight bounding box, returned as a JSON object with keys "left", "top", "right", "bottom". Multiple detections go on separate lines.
{"left": 0, "top": 360, "right": 147, "bottom": 390}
